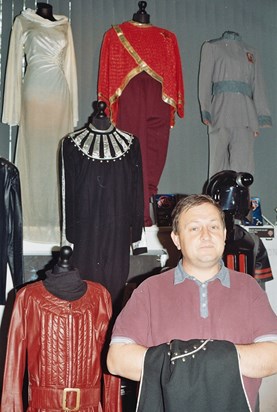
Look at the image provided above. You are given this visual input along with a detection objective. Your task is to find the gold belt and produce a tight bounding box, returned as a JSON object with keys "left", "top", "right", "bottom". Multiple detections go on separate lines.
{"left": 62, "top": 388, "right": 80, "bottom": 411}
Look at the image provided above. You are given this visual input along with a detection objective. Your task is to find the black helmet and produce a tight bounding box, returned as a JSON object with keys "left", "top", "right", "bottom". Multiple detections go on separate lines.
{"left": 203, "top": 170, "right": 253, "bottom": 219}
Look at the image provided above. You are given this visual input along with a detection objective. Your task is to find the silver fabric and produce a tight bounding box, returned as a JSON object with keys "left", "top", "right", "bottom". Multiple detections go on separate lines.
{"left": 68, "top": 125, "right": 134, "bottom": 161}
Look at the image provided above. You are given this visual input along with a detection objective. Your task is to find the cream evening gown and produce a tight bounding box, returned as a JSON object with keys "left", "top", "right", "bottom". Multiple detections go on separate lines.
{"left": 2, "top": 8, "right": 78, "bottom": 243}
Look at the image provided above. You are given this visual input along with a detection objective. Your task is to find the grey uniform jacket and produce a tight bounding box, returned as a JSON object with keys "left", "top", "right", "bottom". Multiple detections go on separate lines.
{"left": 198, "top": 31, "right": 272, "bottom": 133}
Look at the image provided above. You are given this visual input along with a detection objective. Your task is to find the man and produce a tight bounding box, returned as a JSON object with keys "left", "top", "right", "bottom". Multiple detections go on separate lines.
{"left": 107, "top": 194, "right": 277, "bottom": 411}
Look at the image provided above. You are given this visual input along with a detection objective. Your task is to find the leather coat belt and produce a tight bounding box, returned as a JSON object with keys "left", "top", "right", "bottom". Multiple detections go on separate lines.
{"left": 30, "top": 386, "right": 100, "bottom": 410}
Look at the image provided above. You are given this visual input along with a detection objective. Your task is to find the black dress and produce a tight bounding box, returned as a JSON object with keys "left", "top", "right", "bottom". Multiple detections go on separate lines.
{"left": 60, "top": 124, "right": 144, "bottom": 308}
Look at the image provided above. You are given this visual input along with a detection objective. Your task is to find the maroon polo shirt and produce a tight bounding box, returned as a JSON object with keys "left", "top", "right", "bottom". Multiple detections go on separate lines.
{"left": 111, "top": 263, "right": 277, "bottom": 411}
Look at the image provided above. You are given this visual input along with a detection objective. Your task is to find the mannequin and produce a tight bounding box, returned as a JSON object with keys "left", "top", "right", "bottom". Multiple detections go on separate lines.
{"left": 54, "top": 245, "right": 73, "bottom": 270}
{"left": 98, "top": 7, "right": 184, "bottom": 226}
{"left": 60, "top": 105, "right": 144, "bottom": 312}
{"left": 90, "top": 101, "right": 112, "bottom": 130}
{"left": 198, "top": 31, "right": 272, "bottom": 177}
{"left": 1, "top": 250, "right": 121, "bottom": 411}
{"left": 132, "top": 1, "right": 150, "bottom": 24}
{"left": 2, "top": 5, "right": 78, "bottom": 244}
{"left": 43, "top": 246, "right": 87, "bottom": 301}
{"left": 36, "top": 2, "right": 56, "bottom": 21}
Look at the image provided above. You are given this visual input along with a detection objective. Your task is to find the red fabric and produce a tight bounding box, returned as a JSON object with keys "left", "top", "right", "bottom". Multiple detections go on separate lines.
{"left": 226, "top": 254, "right": 247, "bottom": 273}
{"left": 98, "top": 21, "right": 184, "bottom": 127}
{"left": 239, "top": 253, "right": 247, "bottom": 273}
{"left": 1, "top": 281, "right": 122, "bottom": 412}
{"left": 226, "top": 254, "right": 235, "bottom": 270}
{"left": 255, "top": 267, "right": 274, "bottom": 281}
{"left": 117, "top": 72, "right": 171, "bottom": 226}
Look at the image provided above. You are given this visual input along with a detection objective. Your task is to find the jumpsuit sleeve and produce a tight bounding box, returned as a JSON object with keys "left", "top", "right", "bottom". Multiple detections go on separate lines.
{"left": 198, "top": 41, "right": 214, "bottom": 125}
{"left": 252, "top": 50, "right": 272, "bottom": 127}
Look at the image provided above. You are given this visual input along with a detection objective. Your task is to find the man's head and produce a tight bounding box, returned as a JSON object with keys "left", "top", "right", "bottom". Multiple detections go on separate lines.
{"left": 171, "top": 194, "right": 226, "bottom": 234}
{"left": 171, "top": 194, "right": 226, "bottom": 278}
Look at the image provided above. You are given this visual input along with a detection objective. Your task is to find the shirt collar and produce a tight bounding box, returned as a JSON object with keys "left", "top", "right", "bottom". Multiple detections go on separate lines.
{"left": 174, "top": 259, "right": 230, "bottom": 288}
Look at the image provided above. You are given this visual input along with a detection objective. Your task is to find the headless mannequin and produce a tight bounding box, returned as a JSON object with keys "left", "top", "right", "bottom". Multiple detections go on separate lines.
{"left": 43, "top": 246, "right": 87, "bottom": 301}
{"left": 36, "top": 2, "right": 56, "bottom": 21}
{"left": 132, "top": 1, "right": 150, "bottom": 24}
{"left": 91, "top": 101, "right": 112, "bottom": 130}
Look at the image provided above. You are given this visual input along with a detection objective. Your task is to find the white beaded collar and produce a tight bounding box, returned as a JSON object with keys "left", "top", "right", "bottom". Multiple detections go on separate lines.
{"left": 68, "top": 125, "right": 134, "bottom": 162}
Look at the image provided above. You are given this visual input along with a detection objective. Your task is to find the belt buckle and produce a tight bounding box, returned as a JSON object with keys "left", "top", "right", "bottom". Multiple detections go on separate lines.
{"left": 62, "top": 388, "right": 81, "bottom": 411}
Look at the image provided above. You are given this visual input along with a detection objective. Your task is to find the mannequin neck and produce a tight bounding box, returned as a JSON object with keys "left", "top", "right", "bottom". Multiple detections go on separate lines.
{"left": 132, "top": 14, "right": 150, "bottom": 24}
{"left": 90, "top": 116, "right": 112, "bottom": 131}
{"left": 43, "top": 268, "right": 87, "bottom": 301}
{"left": 222, "top": 31, "right": 241, "bottom": 41}
{"left": 36, "top": 3, "right": 56, "bottom": 21}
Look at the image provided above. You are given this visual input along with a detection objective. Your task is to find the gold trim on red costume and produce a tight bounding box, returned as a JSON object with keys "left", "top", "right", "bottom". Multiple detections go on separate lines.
{"left": 98, "top": 21, "right": 184, "bottom": 126}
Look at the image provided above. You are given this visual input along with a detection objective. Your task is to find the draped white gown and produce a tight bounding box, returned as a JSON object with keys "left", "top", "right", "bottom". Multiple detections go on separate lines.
{"left": 2, "top": 9, "right": 78, "bottom": 243}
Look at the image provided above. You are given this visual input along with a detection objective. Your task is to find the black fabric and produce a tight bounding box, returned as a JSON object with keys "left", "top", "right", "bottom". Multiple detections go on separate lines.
{"left": 60, "top": 128, "right": 144, "bottom": 308}
{"left": 223, "top": 224, "right": 272, "bottom": 282}
{"left": 234, "top": 225, "right": 272, "bottom": 282}
{"left": 0, "top": 158, "right": 23, "bottom": 304}
{"left": 137, "top": 339, "right": 251, "bottom": 412}
{"left": 43, "top": 268, "right": 87, "bottom": 301}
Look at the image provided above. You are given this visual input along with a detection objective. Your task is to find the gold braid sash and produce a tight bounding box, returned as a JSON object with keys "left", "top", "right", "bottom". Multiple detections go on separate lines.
{"left": 113, "top": 24, "right": 163, "bottom": 84}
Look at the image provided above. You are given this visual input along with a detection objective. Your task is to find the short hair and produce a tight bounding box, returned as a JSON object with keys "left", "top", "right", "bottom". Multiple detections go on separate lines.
{"left": 171, "top": 194, "right": 226, "bottom": 233}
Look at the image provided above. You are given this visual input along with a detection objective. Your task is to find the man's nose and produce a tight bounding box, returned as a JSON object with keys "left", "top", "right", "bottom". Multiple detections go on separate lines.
{"left": 201, "top": 226, "right": 211, "bottom": 239}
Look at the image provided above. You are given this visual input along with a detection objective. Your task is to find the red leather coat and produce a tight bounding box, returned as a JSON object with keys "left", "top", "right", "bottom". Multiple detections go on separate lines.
{"left": 1, "top": 281, "right": 121, "bottom": 412}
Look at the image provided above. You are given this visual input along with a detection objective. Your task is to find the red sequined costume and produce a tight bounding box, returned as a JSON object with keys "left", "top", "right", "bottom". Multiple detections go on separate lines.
{"left": 98, "top": 21, "right": 184, "bottom": 226}
{"left": 98, "top": 21, "right": 184, "bottom": 126}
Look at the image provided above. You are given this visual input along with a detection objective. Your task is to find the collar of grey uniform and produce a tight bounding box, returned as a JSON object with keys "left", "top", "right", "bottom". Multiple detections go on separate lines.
{"left": 68, "top": 124, "right": 134, "bottom": 161}
{"left": 222, "top": 31, "right": 242, "bottom": 41}
{"left": 174, "top": 259, "right": 230, "bottom": 287}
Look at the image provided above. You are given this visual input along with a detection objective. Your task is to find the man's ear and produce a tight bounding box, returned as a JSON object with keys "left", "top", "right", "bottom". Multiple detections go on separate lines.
{"left": 223, "top": 227, "right": 227, "bottom": 242}
{"left": 171, "top": 231, "right": 181, "bottom": 250}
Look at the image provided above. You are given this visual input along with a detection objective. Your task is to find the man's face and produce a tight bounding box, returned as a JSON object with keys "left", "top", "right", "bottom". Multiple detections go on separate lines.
{"left": 171, "top": 203, "right": 226, "bottom": 276}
